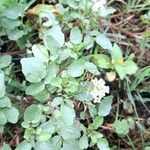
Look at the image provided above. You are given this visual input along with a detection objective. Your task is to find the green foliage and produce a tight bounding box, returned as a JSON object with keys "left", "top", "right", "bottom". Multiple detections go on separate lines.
{"left": 0, "top": 0, "right": 33, "bottom": 47}
{"left": 113, "top": 119, "right": 130, "bottom": 135}
{"left": 21, "top": 57, "right": 46, "bottom": 83}
{"left": 0, "top": 0, "right": 146, "bottom": 149}
{"left": 0, "top": 56, "right": 19, "bottom": 133}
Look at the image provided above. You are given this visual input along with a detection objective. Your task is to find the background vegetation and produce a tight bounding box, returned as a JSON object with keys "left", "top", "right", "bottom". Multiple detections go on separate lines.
{"left": 0, "top": 0, "right": 150, "bottom": 149}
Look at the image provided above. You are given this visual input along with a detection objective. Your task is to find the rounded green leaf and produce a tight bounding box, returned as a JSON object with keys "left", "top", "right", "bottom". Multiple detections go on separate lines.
{"left": 0, "top": 96, "right": 11, "bottom": 108}
{"left": 79, "top": 134, "right": 89, "bottom": 149}
{"left": 113, "top": 119, "right": 130, "bottom": 135}
{"left": 62, "top": 140, "right": 80, "bottom": 150}
{"left": 84, "top": 62, "right": 100, "bottom": 75}
{"left": 61, "top": 104, "right": 75, "bottom": 126}
{"left": 92, "top": 116, "right": 104, "bottom": 129}
{"left": 68, "top": 60, "right": 85, "bottom": 77}
{"left": 26, "top": 82, "right": 45, "bottom": 96}
{"left": 98, "top": 96, "right": 113, "bottom": 117}
{"left": 21, "top": 57, "right": 46, "bottom": 83}
{"left": 97, "top": 138, "right": 110, "bottom": 150}
{"left": 34, "top": 141, "right": 53, "bottom": 150}
{"left": 16, "top": 140, "right": 32, "bottom": 150}
{"left": 6, "top": 107, "right": 19, "bottom": 124}
{"left": 4, "top": 4, "right": 24, "bottom": 19}
{"left": 24, "top": 104, "right": 42, "bottom": 124}
{"left": 0, "top": 55, "right": 12, "bottom": 69}
{"left": 93, "top": 54, "right": 111, "bottom": 69}
{"left": 70, "top": 27, "right": 83, "bottom": 44}
{"left": 2, "top": 144, "right": 12, "bottom": 150}
{"left": 32, "top": 44, "right": 49, "bottom": 63}
{"left": 124, "top": 60, "right": 138, "bottom": 75}
{"left": 46, "top": 25, "right": 64, "bottom": 47}
{"left": 95, "top": 33, "right": 112, "bottom": 50}
{"left": 111, "top": 43, "right": 123, "bottom": 63}
{"left": 35, "top": 90, "right": 50, "bottom": 102}
{"left": 7, "top": 28, "right": 24, "bottom": 41}
{"left": 84, "top": 35, "right": 94, "bottom": 49}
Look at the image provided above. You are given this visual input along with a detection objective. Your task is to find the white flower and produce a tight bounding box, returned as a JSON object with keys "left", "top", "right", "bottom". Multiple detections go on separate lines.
{"left": 91, "top": 0, "right": 106, "bottom": 12}
{"left": 90, "top": 78, "right": 109, "bottom": 103}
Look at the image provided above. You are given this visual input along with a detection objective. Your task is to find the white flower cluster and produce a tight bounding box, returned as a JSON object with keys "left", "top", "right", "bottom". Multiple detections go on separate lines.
{"left": 91, "top": 0, "right": 106, "bottom": 12}
{"left": 90, "top": 78, "right": 109, "bottom": 103}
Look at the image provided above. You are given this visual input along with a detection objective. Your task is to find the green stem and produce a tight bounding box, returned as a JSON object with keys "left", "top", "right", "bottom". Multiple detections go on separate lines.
{"left": 126, "top": 135, "right": 136, "bottom": 150}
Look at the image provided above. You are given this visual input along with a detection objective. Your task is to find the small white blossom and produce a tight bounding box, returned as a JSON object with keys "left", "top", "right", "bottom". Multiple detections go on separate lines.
{"left": 90, "top": 78, "right": 109, "bottom": 103}
{"left": 91, "top": 0, "right": 106, "bottom": 12}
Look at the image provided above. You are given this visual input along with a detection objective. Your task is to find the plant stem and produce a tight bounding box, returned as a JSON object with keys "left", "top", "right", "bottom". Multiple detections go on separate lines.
{"left": 126, "top": 135, "right": 136, "bottom": 150}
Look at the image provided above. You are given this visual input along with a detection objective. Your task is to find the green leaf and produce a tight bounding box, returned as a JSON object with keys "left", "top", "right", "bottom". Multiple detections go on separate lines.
{"left": 144, "top": 147, "right": 150, "bottom": 150}
{"left": 1, "top": 18, "right": 21, "bottom": 30}
{"left": 37, "top": 133, "right": 52, "bottom": 141}
{"left": 0, "top": 72, "right": 5, "bottom": 98}
{"left": 24, "top": 104, "right": 42, "bottom": 124}
{"left": 99, "top": 6, "right": 116, "bottom": 17}
{"left": 115, "top": 65, "right": 126, "bottom": 80}
{"left": 84, "top": 35, "right": 94, "bottom": 49}
{"left": 70, "top": 27, "right": 83, "bottom": 44}
{"left": 61, "top": 104, "right": 75, "bottom": 126}
{"left": 34, "top": 141, "right": 53, "bottom": 150}
{"left": 43, "top": 35, "right": 61, "bottom": 59}
{"left": 0, "top": 55, "right": 12, "bottom": 69}
{"left": 44, "top": 64, "right": 59, "bottom": 84}
{"left": 45, "top": 25, "right": 64, "bottom": 47}
{"left": 75, "top": 81, "right": 93, "bottom": 102}
{"left": 26, "top": 82, "right": 45, "bottom": 96}
{"left": 38, "top": 120, "right": 55, "bottom": 134}
{"left": 97, "top": 138, "right": 110, "bottom": 150}
{"left": 32, "top": 44, "right": 49, "bottom": 63}
{"left": 7, "top": 28, "right": 24, "bottom": 41}
{"left": 50, "top": 136, "right": 62, "bottom": 150}
{"left": 84, "top": 62, "right": 100, "bottom": 75}
{"left": 0, "top": 96, "right": 11, "bottom": 108}
{"left": 43, "top": 25, "right": 64, "bottom": 58}
{"left": 93, "top": 54, "right": 111, "bottom": 69}
{"left": 79, "top": 134, "right": 89, "bottom": 149}
{"left": 4, "top": 4, "right": 25, "bottom": 19}
{"left": 98, "top": 96, "right": 113, "bottom": 117}
{"left": 15, "top": 140, "right": 32, "bottom": 150}
{"left": 62, "top": 140, "right": 81, "bottom": 150}
{"left": 68, "top": 60, "right": 85, "bottom": 77}
{"left": 113, "top": 119, "right": 130, "bottom": 135}
{"left": 24, "top": 128, "right": 35, "bottom": 140}
{"left": 2, "top": 144, "right": 12, "bottom": 150}
{"left": 34, "top": 89, "right": 50, "bottom": 102}
{"left": 6, "top": 107, "right": 19, "bottom": 124}
{"left": 51, "top": 77, "right": 62, "bottom": 88}
{"left": 92, "top": 116, "right": 104, "bottom": 129}
{"left": 0, "top": 111, "right": 7, "bottom": 125}
{"left": 65, "top": 79, "right": 79, "bottom": 94}
{"left": 111, "top": 43, "right": 123, "bottom": 63}
{"left": 95, "top": 33, "right": 112, "bottom": 50}
{"left": 124, "top": 60, "right": 138, "bottom": 75}
{"left": 21, "top": 57, "right": 46, "bottom": 83}
{"left": 57, "top": 119, "right": 81, "bottom": 140}
{"left": 38, "top": 120, "right": 55, "bottom": 135}
{"left": 52, "top": 97, "right": 63, "bottom": 106}
{"left": 61, "top": 126, "right": 81, "bottom": 140}
{"left": 89, "top": 131, "right": 103, "bottom": 144}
